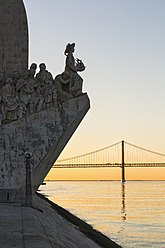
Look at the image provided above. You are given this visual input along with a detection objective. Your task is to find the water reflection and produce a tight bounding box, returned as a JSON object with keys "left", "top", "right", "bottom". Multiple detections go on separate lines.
{"left": 121, "top": 182, "right": 127, "bottom": 221}
{"left": 40, "top": 181, "right": 165, "bottom": 248}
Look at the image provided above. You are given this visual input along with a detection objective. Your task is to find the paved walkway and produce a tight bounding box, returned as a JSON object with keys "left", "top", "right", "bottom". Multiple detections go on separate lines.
{"left": 0, "top": 190, "right": 53, "bottom": 248}
{"left": 0, "top": 191, "right": 121, "bottom": 248}
{"left": 0, "top": 202, "right": 23, "bottom": 248}
{"left": 0, "top": 203, "right": 53, "bottom": 248}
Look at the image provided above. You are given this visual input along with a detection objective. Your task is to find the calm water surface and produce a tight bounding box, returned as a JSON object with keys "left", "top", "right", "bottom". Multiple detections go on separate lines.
{"left": 39, "top": 181, "right": 165, "bottom": 248}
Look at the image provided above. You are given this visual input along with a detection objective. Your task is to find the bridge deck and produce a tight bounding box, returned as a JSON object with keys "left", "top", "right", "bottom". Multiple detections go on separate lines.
{"left": 53, "top": 163, "right": 165, "bottom": 168}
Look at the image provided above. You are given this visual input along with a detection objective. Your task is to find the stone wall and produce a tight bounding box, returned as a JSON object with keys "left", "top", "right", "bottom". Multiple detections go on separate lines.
{"left": 0, "top": 94, "right": 90, "bottom": 191}
{"left": 0, "top": 0, "right": 28, "bottom": 87}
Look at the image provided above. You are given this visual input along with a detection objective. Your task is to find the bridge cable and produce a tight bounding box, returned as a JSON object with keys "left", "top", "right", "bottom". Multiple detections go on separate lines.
{"left": 125, "top": 141, "right": 165, "bottom": 157}
{"left": 56, "top": 141, "right": 121, "bottom": 162}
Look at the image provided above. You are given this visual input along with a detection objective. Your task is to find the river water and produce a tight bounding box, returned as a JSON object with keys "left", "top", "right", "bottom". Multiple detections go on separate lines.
{"left": 39, "top": 181, "right": 165, "bottom": 248}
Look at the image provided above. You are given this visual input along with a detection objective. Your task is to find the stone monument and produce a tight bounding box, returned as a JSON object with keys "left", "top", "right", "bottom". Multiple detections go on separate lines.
{"left": 0, "top": 1, "right": 90, "bottom": 194}
{"left": 0, "top": 0, "right": 28, "bottom": 88}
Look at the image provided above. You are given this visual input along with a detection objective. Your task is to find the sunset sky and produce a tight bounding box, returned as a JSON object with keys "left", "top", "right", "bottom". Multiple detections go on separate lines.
{"left": 24, "top": 0, "right": 165, "bottom": 180}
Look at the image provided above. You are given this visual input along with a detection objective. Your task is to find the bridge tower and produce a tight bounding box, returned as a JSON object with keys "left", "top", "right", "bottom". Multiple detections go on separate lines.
{"left": 122, "top": 140, "right": 125, "bottom": 182}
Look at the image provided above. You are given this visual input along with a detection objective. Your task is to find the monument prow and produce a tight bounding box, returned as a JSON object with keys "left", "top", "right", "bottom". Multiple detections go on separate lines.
{"left": 0, "top": 1, "right": 90, "bottom": 192}
{"left": 31, "top": 93, "right": 90, "bottom": 192}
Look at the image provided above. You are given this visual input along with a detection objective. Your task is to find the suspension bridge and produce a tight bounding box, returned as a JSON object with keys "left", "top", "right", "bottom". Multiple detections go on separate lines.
{"left": 53, "top": 140, "right": 165, "bottom": 182}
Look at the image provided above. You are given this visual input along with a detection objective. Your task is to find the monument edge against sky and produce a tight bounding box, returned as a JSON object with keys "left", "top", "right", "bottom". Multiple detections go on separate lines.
{"left": 0, "top": 0, "right": 90, "bottom": 192}
{"left": 0, "top": 0, "right": 28, "bottom": 88}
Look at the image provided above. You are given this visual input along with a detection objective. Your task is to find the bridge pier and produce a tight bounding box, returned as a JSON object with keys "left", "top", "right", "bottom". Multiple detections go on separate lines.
{"left": 122, "top": 140, "right": 125, "bottom": 182}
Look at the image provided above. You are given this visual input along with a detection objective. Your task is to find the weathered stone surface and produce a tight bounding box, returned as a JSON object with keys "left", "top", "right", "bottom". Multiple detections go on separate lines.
{"left": 0, "top": 0, "right": 28, "bottom": 87}
{"left": 0, "top": 0, "right": 90, "bottom": 193}
{"left": 0, "top": 94, "right": 90, "bottom": 191}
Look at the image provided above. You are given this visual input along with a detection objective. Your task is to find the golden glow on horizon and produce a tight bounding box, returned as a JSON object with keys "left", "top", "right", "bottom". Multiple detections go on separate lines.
{"left": 25, "top": 0, "right": 165, "bottom": 184}
{"left": 46, "top": 167, "right": 165, "bottom": 181}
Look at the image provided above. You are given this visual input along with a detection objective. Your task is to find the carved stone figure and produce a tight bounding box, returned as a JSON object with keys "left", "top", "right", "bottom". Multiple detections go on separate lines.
{"left": 0, "top": 44, "right": 87, "bottom": 124}
{"left": 12, "top": 71, "right": 20, "bottom": 86}
{"left": 0, "top": 62, "right": 58, "bottom": 122}
{"left": 28, "top": 63, "right": 44, "bottom": 113}
{"left": 15, "top": 63, "right": 43, "bottom": 116}
{"left": 16, "top": 71, "right": 32, "bottom": 117}
{"left": 64, "top": 43, "right": 85, "bottom": 97}
{"left": 36, "top": 63, "right": 53, "bottom": 85}
{"left": 36, "top": 63, "right": 55, "bottom": 108}
{"left": 54, "top": 71, "right": 73, "bottom": 103}
{"left": 0, "top": 77, "right": 19, "bottom": 122}
{"left": 30, "top": 63, "right": 37, "bottom": 71}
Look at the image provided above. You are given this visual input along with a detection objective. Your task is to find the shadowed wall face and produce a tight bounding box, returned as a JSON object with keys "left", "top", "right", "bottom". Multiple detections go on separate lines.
{"left": 0, "top": 94, "right": 90, "bottom": 191}
{"left": 0, "top": 0, "right": 28, "bottom": 87}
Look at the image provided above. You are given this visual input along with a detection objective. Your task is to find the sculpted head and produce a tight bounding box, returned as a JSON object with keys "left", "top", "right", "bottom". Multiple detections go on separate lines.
{"left": 29, "top": 63, "right": 37, "bottom": 77}
{"left": 6, "top": 77, "right": 13, "bottom": 85}
{"left": 64, "top": 43, "right": 75, "bottom": 55}
{"left": 12, "top": 71, "right": 20, "bottom": 84}
{"left": 39, "top": 63, "right": 46, "bottom": 71}
{"left": 22, "top": 71, "right": 29, "bottom": 80}
{"left": 62, "top": 71, "right": 70, "bottom": 80}
{"left": 30, "top": 63, "right": 37, "bottom": 71}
